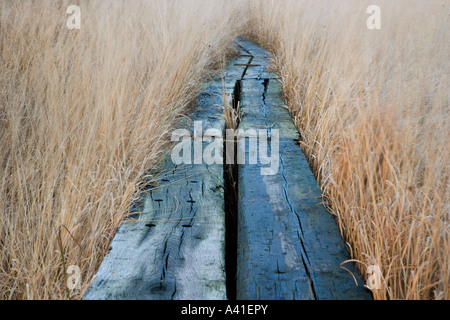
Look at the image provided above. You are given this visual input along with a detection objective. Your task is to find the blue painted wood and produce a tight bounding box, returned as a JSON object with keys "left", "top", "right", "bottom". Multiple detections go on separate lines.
{"left": 85, "top": 38, "right": 372, "bottom": 300}
{"left": 235, "top": 38, "right": 372, "bottom": 300}
{"left": 84, "top": 59, "right": 248, "bottom": 300}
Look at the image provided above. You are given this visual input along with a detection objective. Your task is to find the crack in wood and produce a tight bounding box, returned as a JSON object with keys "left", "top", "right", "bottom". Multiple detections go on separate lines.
{"left": 301, "top": 254, "right": 317, "bottom": 300}
{"left": 85, "top": 38, "right": 371, "bottom": 301}
{"left": 235, "top": 38, "right": 372, "bottom": 300}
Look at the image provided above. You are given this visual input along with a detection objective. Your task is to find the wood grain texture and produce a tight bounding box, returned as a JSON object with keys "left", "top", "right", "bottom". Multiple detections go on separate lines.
{"left": 85, "top": 58, "right": 246, "bottom": 299}
{"left": 235, "top": 39, "right": 372, "bottom": 300}
{"left": 86, "top": 38, "right": 372, "bottom": 300}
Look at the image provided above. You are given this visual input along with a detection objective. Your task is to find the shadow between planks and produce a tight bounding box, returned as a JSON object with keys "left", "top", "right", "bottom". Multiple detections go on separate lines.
{"left": 84, "top": 38, "right": 372, "bottom": 301}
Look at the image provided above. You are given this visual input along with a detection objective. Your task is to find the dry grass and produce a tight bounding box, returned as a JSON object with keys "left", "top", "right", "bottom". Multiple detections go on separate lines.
{"left": 0, "top": 0, "right": 242, "bottom": 299}
{"left": 1, "top": 0, "right": 448, "bottom": 300}
{"left": 244, "top": 0, "right": 449, "bottom": 299}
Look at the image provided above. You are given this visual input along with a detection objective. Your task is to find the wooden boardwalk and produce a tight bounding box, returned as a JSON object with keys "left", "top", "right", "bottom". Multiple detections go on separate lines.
{"left": 85, "top": 38, "right": 372, "bottom": 300}
{"left": 84, "top": 67, "right": 242, "bottom": 300}
{"left": 234, "top": 39, "right": 371, "bottom": 300}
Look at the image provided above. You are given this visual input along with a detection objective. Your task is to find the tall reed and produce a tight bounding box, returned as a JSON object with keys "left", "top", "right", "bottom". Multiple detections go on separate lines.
{"left": 0, "top": 0, "right": 243, "bottom": 299}
{"left": 244, "top": 0, "right": 449, "bottom": 299}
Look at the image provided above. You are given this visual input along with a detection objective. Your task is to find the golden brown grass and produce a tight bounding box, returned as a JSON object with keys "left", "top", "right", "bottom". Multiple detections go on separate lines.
{"left": 244, "top": 0, "right": 449, "bottom": 299}
{"left": 1, "top": 0, "right": 448, "bottom": 300}
{"left": 0, "top": 0, "right": 242, "bottom": 299}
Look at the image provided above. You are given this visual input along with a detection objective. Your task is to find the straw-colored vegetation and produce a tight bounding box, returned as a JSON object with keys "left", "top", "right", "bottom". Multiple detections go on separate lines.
{"left": 244, "top": 0, "right": 449, "bottom": 300}
{"left": 0, "top": 0, "right": 447, "bottom": 300}
{"left": 0, "top": 0, "right": 242, "bottom": 299}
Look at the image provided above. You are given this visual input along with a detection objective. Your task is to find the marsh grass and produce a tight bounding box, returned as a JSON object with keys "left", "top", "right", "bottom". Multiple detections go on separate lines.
{"left": 244, "top": 0, "right": 449, "bottom": 300}
{"left": 0, "top": 0, "right": 243, "bottom": 299}
{"left": 0, "top": 0, "right": 447, "bottom": 300}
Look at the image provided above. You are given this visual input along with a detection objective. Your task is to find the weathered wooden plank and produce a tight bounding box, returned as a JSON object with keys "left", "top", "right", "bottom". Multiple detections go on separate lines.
{"left": 211, "top": 54, "right": 252, "bottom": 94}
{"left": 234, "top": 38, "right": 279, "bottom": 81}
{"left": 85, "top": 71, "right": 240, "bottom": 300}
{"left": 235, "top": 39, "right": 372, "bottom": 300}
{"left": 86, "top": 37, "right": 372, "bottom": 301}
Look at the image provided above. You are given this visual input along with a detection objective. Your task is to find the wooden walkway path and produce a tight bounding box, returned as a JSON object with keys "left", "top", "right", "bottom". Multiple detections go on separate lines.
{"left": 85, "top": 38, "right": 372, "bottom": 300}
{"left": 234, "top": 39, "right": 371, "bottom": 300}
